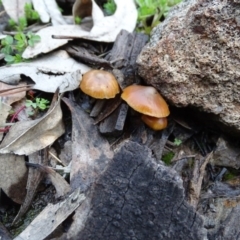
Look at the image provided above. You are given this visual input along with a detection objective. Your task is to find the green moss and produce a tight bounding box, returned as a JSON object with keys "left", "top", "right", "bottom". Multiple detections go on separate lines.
{"left": 162, "top": 151, "right": 175, "bottom": 165}
{"left": 223, "top": 171, "right": 238, "bottom": 181}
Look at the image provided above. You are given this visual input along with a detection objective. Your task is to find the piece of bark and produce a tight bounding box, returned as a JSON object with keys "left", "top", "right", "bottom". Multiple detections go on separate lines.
{"left": 90, "top": 99, "right": 106, "bottom": 117}
{"left": 65, "top": 45, "right": 111, "bottom": 68}
{"left": 107, "top": 30, "right": 148, "bottom": 86}
{"left": 99, "top": 103, "right": 128, "bottom": 136}
{"left": 14, "top": 189, "right": 85, "bottom": 240}
{"left": 62, "top": 97, "right": 114, "bottom": 191}
{"left": 188, "top": 152, "right": 212, "bottom": 209}
{"left": 60, "top": 140, "right": 206, "bottom": 239}
{"left": 149, "top": 123, "right": 175, "bottom": 161}
{"left": 93, "top": 94, "right": 122, "bottom": 125}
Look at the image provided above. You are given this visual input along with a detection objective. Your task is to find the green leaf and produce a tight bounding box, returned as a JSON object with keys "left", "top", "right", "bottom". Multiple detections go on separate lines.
{"left": 1, "top": 45, "right": 13, "bottom": 55}
{"left": 4, "top": 55, "right": 15, "bottom": 64}
{"left": 103, "top": 0, "right": 116, "bottom": 15}
{"left": 174, "top": 138, "right": 182, "bottom": 146}
{"left": 14, "top": 54, "right": 23, "bottom": 63}
{"left": 17, "top": 17, "right": 27, "bottom": 31}
{"left": 25, "top": 100, "right": 37, "bottom": 109}
{"left": 1, "top": 36, "right": 14, "bottom": 46}
{"left": 35, "top": 98, "right": 50, "bottom": 110}
{"left": 8, "top": 19, "right": 17, "bottom": 28}
{"left": 74, "top": 16, "right": 82, "bottom": 25}
{"left": 27, "top": 33, "right": 41, "bottom": 47}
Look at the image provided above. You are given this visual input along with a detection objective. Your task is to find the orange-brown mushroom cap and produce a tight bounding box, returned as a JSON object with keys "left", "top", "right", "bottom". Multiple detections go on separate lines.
{"left": 141, "top": 115, "right": 168, "bottom": 131}
{"left": 121, "top": 85, "right": 170, "bottom": 118}
{"left": 80, "top": 70, "right": 120, "bottom": 99}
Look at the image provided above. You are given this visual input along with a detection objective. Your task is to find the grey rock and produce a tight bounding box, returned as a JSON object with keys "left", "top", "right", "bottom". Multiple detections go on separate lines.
{"left": 212, "top": 137, "right": 240, "bottom": 169}
{"left": 137, "top": 0, "right": 240, "bottom": 131}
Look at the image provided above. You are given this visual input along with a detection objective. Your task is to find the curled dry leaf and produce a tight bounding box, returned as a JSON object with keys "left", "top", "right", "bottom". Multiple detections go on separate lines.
{"left": 22, "top": 0, "right": 137, "bottom": 58}
{"left": 32, "top": 0, "right": 66, "bottom": 25}
{"left": 0, "top": 154, "right": 28, "bottom": 204}
{"left": 2, "top": 0, "right": 31, "bottom": 22}
{"left": 72, "top": 0, "right": 92, "bottom": 19}
{"left": 31, "top": 0, "right": 50, "bottom": 23}
{"left": 0, "top": 50, "right": 91, "bottom": 93}
{"left": 0, "top": 94, "right": 64, "bottom": 155}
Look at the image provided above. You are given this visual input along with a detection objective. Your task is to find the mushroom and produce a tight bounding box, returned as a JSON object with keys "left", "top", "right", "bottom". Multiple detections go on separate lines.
{"left": 141, "top": 115, "right": 168, "bottom": 131}
{"left": 80, "top": 70, "right": 120, "bottom": 99}
{"left": 121, "top": 85, "right": 170, "bottom": 130}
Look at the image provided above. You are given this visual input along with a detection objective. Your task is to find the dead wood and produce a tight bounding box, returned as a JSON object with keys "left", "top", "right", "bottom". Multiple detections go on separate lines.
{"left": 99, "top": 102, "right": 128, "bottom": 136}
{"left": 65, "top": 45, "right": 111, "bottom": 68}
{"left": 59, "top": 141, "right": 206, "bottom": 239}
{"left": 188, "top": 152, "right": 213, "bottom": 209}
{"left": 14, "top": 189, "right": 85, "bottom": 240}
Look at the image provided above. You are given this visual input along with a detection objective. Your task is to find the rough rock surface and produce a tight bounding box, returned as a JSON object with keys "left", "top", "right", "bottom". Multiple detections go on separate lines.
{"left": 137, "top": 0, "right": 240, "bottom": 131}
{"left": 199, "top": 182, "right": 240, "bottom": 240}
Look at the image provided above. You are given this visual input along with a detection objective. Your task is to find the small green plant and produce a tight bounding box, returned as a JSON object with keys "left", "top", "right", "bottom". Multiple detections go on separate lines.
{"left": 8, "top": 17, "right": 27, "bottom": 32}
{"left": 1, "top": 3, "right": 41, "bottom": 64}
{"left": 74, "top": 16, "right": 82, "bottom": 25}
{"left": 174, "top": 138, "right": 182, "bottom": 146}
{"left": 25, "top": 98, "right": 50, "bottom": 115}
{"left": 24, "top": 3, "right": 40, "bottom": 22}
{"left": 7, "top": 3, "right": 40, "bottom": 31}
{"left": 162, "top": 151, "right": 175, "bottom": 165}
{"left": 135, "top": 0, "right": 182, "bottom": 34}
{"left": 1, "top": 32, "right": 41, "bottom": 64}
{"left": 103, "top": 0, "right": 117, "bottom": 15}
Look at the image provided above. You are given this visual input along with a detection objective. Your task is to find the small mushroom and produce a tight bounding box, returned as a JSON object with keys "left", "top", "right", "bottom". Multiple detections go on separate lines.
{"left": 121, "top": 85, "right": 170, "bottom": 130}
{"left": 80, "top": 70, "right": 120, "bottom": 99}
{"left": 141, "top": 115, "right": 168, "bottom": 131}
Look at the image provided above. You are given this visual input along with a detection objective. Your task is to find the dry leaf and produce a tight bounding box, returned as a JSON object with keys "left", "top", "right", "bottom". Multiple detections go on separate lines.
{"left": 31, "top": 0, "right": 50, "bottom": 23}
{"left": 43, "top": 166, "right": 71, "bottom": 198}
{"left": 62, "top": 97, "right": 113, "bottom": 191}
{"left": 12, "top": 150, "right": 48, "bottom": 225}
{"left": 72, "top": 0, "right": 92, "bottom": 19}
{"left": 0, "top": 51, "right": 90, "bottom": 93}
{"left": 0, "top": 95, "right": 64, "bottom": 155}
{"left": 43, "top": 0, "right": 66, "bottom": 25}
{"left": 2, "top": 0, "right": 65, "bottom": 25}
{"left": 0, "top": 102, "right": 12, "bottom": 141}
{"left": 22, "top": 0, "right": 137, "bottom": 58}
{"left": 32, "top": 0, "right": 66, "bottom": 25}
{"left": 0, "top": 154, "right": 27, "bottom": 204}
{"left": 2, "top": 0, "right": 31, "bottom": 21}
{"left": 0, "top": 82, "right": 26, "bottom": 105}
